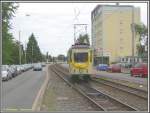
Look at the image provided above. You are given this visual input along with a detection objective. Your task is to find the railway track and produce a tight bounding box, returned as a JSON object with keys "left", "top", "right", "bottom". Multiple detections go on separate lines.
{"left": 92, "top": 78, "right": 148, "bottom": 99}
{"left": 91, "top": 80, "right": 148, "bottom": 111}
{"left": 50, "top": 66, "right": 103, "bottom": 111}
{"left": 51, "top": 64, "right": 138, "bottom": 111}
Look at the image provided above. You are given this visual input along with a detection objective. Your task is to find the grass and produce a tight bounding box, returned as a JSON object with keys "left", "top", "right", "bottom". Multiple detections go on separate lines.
{"left": 41, "top": 87, "right": 57, "bottom": 111}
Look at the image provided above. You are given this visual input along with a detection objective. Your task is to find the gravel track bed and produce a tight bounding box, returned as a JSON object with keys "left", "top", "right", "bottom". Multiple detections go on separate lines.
{"left": 91, "top": 81, "right": 148, "bottom": 111}
{"left": 53, "top": 65, "right": 137, "bottom": 111}
{"left": 76, "top": 83, "right": 136, "bottom": 111}
{"left": 94, "top": 78, "right": 148, "bottom": 98}
{"left": 40, "top": 66, "right": 100, "bottom": 111}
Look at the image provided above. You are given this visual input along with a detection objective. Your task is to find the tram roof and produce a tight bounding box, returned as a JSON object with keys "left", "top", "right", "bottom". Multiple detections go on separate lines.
{"left": 71, "top": 43, "right": 90, "bottom": 49}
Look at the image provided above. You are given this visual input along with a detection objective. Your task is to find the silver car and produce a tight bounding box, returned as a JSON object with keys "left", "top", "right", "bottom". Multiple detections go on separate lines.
{"left": 33, "top": 63, "right": 42, "bottom": 71}
{"left": 1, "top": 65, "right": 12, "bottom": 81}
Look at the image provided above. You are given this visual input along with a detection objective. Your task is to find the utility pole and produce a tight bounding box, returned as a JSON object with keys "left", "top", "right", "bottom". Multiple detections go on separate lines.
{"left": 19, "top": 31, "right": 21, "bottom": 65}
{"left": 0, "top": 11, "right": 2, "bottom": 83}
{"left": 32, "top": 42, "right": 34, "bottom": 64}
{"left": 102, "top": 48, "right": 103, "bottom": 64}
{"left": 131, "top": 6, "right": 135, "bottom": 64}
{"left": 74, "top": 25, "right": 76, "bottom": 43}
{"left": 25, "top": 41, "right": 27, "bottom": 64}
{"left": 46, "top": 52, "right": 48, "bottom": 63}
{"left": 116, "top": 2, "right": 119, "bottom": 6}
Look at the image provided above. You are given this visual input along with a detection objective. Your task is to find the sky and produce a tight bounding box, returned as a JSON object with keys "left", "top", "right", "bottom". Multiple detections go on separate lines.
{"left": 10, "top": 2, "right": 148, "bottom": 57}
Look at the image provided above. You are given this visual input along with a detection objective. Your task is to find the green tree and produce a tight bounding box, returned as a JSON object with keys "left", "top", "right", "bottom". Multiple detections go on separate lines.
{"left": 134, "top": 23, "right": 148, "bottom": 57}
{"left": 41, "top": 54, "right": 47, "bottom": 62}
{"left": 57, "top": 54, "right": 65, "bottom": 61}
{"left": 48, "top": 55, "right": 52, "bottom": 62}
{"left": 2, "top": 3, "right": 19, "bottom": 64}
{"left": 26, "top": 33, "right": 42, "bottom": 63}
{"left": 11, "top": 40, "right": 19, "bottom": 64}
{"left": 77, "top": 34, "right": 90, "bottom": 45}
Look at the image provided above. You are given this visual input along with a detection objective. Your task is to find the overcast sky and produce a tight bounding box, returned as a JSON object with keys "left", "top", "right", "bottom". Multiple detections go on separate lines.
{"left": 10, "top": 2, "right": 148, "bottom": 57}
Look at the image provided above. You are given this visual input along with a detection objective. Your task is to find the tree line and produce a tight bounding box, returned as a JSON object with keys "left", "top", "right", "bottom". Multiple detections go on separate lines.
{"left": 2, "top": 3, "right": 46, "bottom": 65}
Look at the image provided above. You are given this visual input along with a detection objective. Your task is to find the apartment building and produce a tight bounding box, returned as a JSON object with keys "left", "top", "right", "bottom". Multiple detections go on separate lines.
{"left": 91, "top": 5, "right": 140, "bottom": 64}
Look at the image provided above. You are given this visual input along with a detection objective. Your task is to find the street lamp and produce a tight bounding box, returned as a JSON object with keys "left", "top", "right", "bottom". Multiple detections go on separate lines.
{"left": 24, "top": 40, "right": 27, "bottom": 64}
{"left": 19, "top": 30, "right": 21, "bottom": 65}
{"left": 18, "top": 14, "right": 30, "bottom": 65}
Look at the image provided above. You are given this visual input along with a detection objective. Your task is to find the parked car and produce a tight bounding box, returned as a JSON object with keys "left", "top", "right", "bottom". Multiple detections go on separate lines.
{"left": 41, "top": 62, "right": 46, "bottom": 67}
{"left": 16, "top": 65, "right": 22, "bottom": 75}
{"left": 9, "top": 65, "right": 17, "bottom": 77}
{"left": 108, "top": 63, "right": 121, "bottom": 73}
{"left": 130, "top": 63, "right": 148, "bottom": 77}
{"left": 20, "top": 65, "right": 26, "bottom": 72}
{"left": 96, "top": 64, "right": 109, "bottom": 71}
{"left": 33, "top": 63, "right": 42, "bottom": 71}
{"left": 1, "top": 65, "right": 12, "bottom": 81}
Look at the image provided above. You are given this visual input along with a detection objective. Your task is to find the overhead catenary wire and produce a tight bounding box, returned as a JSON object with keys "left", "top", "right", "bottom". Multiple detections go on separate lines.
{"left": 57, "top": 4, "right": 88, "bottom": 38}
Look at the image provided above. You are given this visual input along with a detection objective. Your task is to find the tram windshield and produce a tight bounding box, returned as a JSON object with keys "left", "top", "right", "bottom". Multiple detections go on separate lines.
{"left": 74, "top": 52, "right": 88, "bottom": 63}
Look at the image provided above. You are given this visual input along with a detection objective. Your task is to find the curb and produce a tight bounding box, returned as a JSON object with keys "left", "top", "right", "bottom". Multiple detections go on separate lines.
{"left": 32, "top": 65, "right": 50, "bottom": 111}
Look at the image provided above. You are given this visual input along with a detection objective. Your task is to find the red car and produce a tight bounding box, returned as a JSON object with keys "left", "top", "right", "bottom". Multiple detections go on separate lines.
{"left": 130, "top": 63, "right": 148, "bottom": 77}
{"left": 108, "top": 63, "right": 121, "bottom": 73}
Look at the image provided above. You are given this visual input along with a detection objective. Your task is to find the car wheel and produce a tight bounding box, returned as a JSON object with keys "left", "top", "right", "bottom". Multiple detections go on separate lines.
{"left": 130, "top": 72, "right": 133, "bottom": 77}
{"left": 7, "top": 76, "right": 9, "bottom": 81}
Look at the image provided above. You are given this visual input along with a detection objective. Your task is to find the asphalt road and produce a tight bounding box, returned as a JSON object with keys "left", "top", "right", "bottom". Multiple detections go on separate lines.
{"left": 1, "top": 67, "right": 46, "bottom": 111}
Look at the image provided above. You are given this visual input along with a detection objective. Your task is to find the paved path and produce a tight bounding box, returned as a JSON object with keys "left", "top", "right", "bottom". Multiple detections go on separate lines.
{"left": 1, "top": 67, "right": 46, "bottom": 111}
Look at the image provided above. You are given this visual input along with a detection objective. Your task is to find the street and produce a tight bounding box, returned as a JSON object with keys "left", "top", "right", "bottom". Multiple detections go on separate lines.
{"left": 1, "top": 67, "right": 46, "bottom": 111}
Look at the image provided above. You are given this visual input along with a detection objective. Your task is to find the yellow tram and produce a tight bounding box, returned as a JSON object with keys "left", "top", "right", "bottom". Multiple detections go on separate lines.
{"left": 67, "top": 43, "right": 93, "bottom": 82}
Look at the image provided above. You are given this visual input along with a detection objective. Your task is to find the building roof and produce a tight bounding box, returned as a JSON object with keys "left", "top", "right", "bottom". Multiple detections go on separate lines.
{"left": 91, "top": 4, "right": 134, "bottom": 16}
{"left": 71, "top": 43, "right": 90, "bottom": 49}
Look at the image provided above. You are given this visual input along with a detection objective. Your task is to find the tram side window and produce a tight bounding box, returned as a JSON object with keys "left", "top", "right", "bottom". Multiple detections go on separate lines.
{"left": 74, "top": 52, "right": 88, "bottom": 63}
{"left": 70, "top": 51, "right": 72, "bottom": 62}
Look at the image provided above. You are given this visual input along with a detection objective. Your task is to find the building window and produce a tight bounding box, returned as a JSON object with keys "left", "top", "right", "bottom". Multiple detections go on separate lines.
{"left": 120, "top": 38, "right": 123, "bottom": 42}
{"left": 120, "top": 22, "right": 123, "bottom": 24}
{"left": 120, "top": 46, "right": 123, "bottom": 50}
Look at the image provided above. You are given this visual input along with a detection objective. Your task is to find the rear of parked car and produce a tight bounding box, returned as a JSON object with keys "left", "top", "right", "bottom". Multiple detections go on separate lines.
{"left": 96, "top": 64, "right": 109, "bottom": 71}
{"left": 108, "top": 64, "right": 121, "bottom": 73}
{"left": 33, "top": 63, "right": 42, "bottom": 71}
{"left": 130, "top": 63, "right": 148, "bottom": 77}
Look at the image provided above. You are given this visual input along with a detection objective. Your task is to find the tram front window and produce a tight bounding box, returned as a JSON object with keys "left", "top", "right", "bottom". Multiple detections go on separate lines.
{"left": 74, "top": 52, "right": 88, "bottom": 63}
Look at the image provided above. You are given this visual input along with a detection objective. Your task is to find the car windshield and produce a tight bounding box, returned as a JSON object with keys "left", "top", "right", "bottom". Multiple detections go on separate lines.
{"left": 99, "top": 64, "right": 108, "bottom": 66}
{"left": 35, "top": 63, "right": 41, "bottom": 67}
{"left": 74, "top": 52, "right": 88, "bottom": 63}
{"left": 134, "top": 63, "right": 142, "bottom": 68}
{"left": 113, "top": 64, "right": 121, "bottom": 67}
